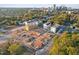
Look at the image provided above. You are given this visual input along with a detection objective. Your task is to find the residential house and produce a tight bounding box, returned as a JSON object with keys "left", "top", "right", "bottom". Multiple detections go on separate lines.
{"left": 56, "top": 25, "right": 66, "bottom": 33}
{"left": 66, "top": 11, "right": 74, "bottom": 14}
{"left": 43, "top": 22, "right": 51, "bottom": 29}
{"left": 33, "top": 39, "right": 43, "bottom": 50}
{"left": 24, "top": 20, "right": 39, "bottom": 31}
{"left": 50, "top": 24, "right": 59, "bottom": 33}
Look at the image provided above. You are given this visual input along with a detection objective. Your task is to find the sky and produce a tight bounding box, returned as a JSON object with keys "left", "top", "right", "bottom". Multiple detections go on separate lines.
{"left": 57, "top": 4, "right": 79, "bottom": 9}
{"left": 0, "top": 4, "right": 79, "bottom": 9}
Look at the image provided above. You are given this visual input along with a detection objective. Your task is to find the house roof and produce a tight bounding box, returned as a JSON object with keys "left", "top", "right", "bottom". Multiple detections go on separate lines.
{"left": 33, "top": 39, "right": 43, "bottom": 49}
{"left": 44, "top": 22, "right": 51, "bottom": 25}
{"left": 42, "top": 33, "right": 50, "bottom": 39}
{"left": 36, "top": 33, "right": 50, "bottom": 41}
{"left": 27, "top": 31, "right": 40, "bottom": 38}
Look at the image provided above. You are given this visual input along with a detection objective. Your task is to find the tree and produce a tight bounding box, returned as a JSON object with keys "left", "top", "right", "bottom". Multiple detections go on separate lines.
{"left": 49, "top": 35, "right": 60, "bottom": 55}
{"left": 49, "top": 32, "right": 79, "bottom": 55}
{"left": 49, "top": 13, "right": 68, "bottom": 25}
{"left": 8, "top": 43, "right": 26, "bottom": 55}
{"left": 66, "top": 46, "right": 77, "bottom": 55}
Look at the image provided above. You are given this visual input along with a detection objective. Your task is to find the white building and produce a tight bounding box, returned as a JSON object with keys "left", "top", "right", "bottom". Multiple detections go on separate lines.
{"left": 66, "top": 11, "right": 74, "bottom": 14}
{"left": 50, "top": 26, "right": 56, "bottom": 33}
{"left": 50, "top": 24, "right": 60, "bottom": 33}
{"left": 43, "top": 22, "right": 51, "bottom": 29}
{"left": 24, "top": 20, "right": 39, "bottom": 25}
{"left": 23, "top": 20, "right": 39, "bottom": 31}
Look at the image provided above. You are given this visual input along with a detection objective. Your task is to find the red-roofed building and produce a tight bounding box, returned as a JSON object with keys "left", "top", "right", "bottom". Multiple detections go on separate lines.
{"left": 33, "top": 40, "right": 43, "bottom": 49}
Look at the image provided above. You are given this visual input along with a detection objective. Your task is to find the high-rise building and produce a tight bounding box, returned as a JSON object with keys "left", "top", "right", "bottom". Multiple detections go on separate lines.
{"left": 53, "top": 4, "right": 56, "bottom": 10}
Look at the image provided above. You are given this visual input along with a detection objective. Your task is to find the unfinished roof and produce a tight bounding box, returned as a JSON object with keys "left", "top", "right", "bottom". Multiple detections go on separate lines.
{"left": 33, "top": 39, "right": 43, "bottom": 49}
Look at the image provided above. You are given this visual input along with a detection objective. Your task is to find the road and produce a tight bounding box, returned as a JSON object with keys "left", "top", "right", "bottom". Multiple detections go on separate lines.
{"left": 0, "top": 34, "right": 12, "bottom": 40}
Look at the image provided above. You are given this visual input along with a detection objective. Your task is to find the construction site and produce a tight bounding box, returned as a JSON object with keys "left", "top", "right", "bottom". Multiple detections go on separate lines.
{"left": 0, "top": 18, "right": 55, "bottom": 55}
